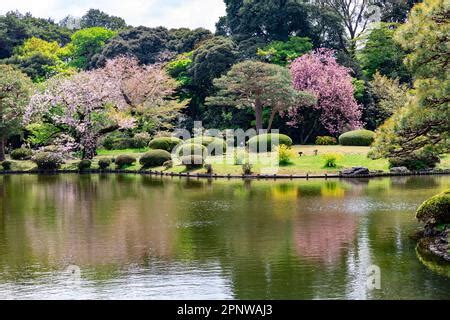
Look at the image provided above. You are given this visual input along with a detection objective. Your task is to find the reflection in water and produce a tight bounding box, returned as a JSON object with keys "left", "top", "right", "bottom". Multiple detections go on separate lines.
{"left": 0, "top": 174, "right": 449, "bottom": 299}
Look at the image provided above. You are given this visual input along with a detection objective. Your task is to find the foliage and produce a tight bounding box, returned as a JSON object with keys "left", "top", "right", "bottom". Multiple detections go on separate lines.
{"left": 148, "top": 137, "right": 182, "bottom": 152}
{"left": 1, "top": 160, "right": 12, "bottom": 170}
{"left": 98, "top": 158, "right": 111, "bottom": 169}
{"left": 115, "top": 154, "right": 136, "bottom": 169}
{"left": 163, "top": 160, "right": 173, "bottom": 169}
{"left": 339, "top": 129, "right": 375, "bottom": 146}
{"left": 371, "top": 0, "right": 449, "bottom": 162}
{"left": 416, "top": 190, "right": 450, "bottom": 225}
{"left": 80, "top": 9, "right": 127, "bottom": 30}
{"left": 10, "top": 148, "right": 32, "bottom": 160}
{"left": 388, "top": 148, "right": 441, "bottom": 170}
{"left": 132, "top": 132, "right": 151, "bottom": 149}
{"left": 139, "top": 150, "right": 172, "bottom": 168}
{"left": 26, "top": 56, "right": 185, "bottom": 159}
{"left": 204, "top": 163, "right": 213, "bottom": 174}
{"left": 369, "top": 72, "right": 410, "bottom": 126}
{"left": 181, "top": 155, "right": 204, "bottom": 169}
{"left": 166, "top": 53, "right": 193, "bottom": 86}
{"left": 185, "top": 136, "right": 226, "bottom": 156}
{"left": 358, "top": 23, "right": 410, "bottom": 82}
{"left": 257, "top": 37, "right": 313, "bottom": 65}
{"left": 277, "top": 144, "right": 296, "bottom": 166}
{"left": 167, "top": 28, "right": 212, "bottom": 53}
{"left": 321, "top": 153, "right": 343, "bottom": 168}
{"left": 175, "top": 143, "right": 208, "bottom": 158}
{"left": 316, "top": 136, "right": 338, "bottom": 145}
{"left": 189, "top": 37, "right": 238, "bottom": 92}
{"left": 0, "top": 11, "right": 72, "bottom": 59}
{"left": 248, "top": 134, "right": 293, "bottom": 152}
{"left": 288, "top": 49, "right": 362, "bottom": 142}
{"left": 234, "top": 149, "right": 248, "bottom": 165}
{"left": 31, "top": 151, "right": 64, "bottom": 170}
{"left": 77, "top": 159, "right": 92, "bottom": 171}
{"left": 242, "top": 163, "right": 253, "bottom": 175}
{"left": 0, "top": 64, "right": 33, "bottom": 160}
{"left": 69, "top": 27, "right": 117, "bottom": 69}
{"left": 92, "top": 26, "right": 172, "bottom": 67}
{"left": 207, "top": 60, "right": 315, "bottom": 130}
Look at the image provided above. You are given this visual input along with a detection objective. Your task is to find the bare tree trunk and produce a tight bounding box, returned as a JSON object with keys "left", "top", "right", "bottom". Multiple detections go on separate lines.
{"left": 0, "top": 135, "right": 5, "bottom": 161}
{"left": 254, "top": 96, "right": 263, "bottom": 131}
{"left": 267, "top": 110, "right": 277, "bottom": 132}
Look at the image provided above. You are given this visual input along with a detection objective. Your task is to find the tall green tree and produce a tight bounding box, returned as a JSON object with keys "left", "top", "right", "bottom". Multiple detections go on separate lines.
{"left": 0, "top": 65, "right": 33, "bottom": 160}
{"left": 358, "top": 22, "right": 410, "bottom": 82}
{"left": 80, "top": 9, "right": 127, "bottom": 30}
{"left": 68, "top": 27, "right": 117, "bottom": 69}
{"left": 206, "top": 61, "right": 315, "bottom": 131}
{"left": 257, "top": 36, "right": 313, "bottom": 66}
{"left": 371, "top": 0, "right": 449, "bottom": 166}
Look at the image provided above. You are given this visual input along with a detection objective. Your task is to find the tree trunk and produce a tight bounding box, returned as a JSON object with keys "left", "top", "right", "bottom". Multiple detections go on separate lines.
{"left": 254, "top": 97, "right": 263, "bottom": 131}
{"left": 267, "top": 110, "right": 276, "bottom": 132}
{"left": 0, "top": 135, "right": 5, "bottom": 161}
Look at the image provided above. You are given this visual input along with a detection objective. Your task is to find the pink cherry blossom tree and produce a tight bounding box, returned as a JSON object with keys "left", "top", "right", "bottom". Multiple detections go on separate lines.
{"left": 287, "top": 48, "right": 362, "bottom": 143}
{"left": 26, "top": 56, "right": 185, "bottom": 159}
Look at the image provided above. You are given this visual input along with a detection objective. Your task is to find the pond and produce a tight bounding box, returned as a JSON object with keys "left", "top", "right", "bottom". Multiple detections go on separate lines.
{"left": 0, "top": 174, "right": 449, "bottom": 299}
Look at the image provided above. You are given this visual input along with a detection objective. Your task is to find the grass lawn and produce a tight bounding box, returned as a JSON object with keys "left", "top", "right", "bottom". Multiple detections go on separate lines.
{"left": 3, "top": 145, "right": 450, "bottom": 175}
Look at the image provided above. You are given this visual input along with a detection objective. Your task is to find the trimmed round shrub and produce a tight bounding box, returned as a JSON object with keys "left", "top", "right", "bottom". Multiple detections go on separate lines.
{"left": 248, "top": 134, "right": 292, "bottom": 152}
{"left": 32, "top": 152, "right": 64, "bottom": 170}
{"left": 132, "top": 132, "right": 151, "bottom": 149}
{"left": 181, "top": 155, "right": 204, "bottom": 169}
{"left": 416, "top": 190, "right": 450, "bottom": 226}
{"left": 175, "top": 143, "right": 208, "bottom": 158}
{"left": 115, "top": 155, "right": 136, "bottom": 169}
{"left": 388, "top": 150, "right": 440, "bottom": 171}
{"left": 139, "top": 150, "right": 172, "bottom": 168}
{"left": 185, "top": 136, "right": 226, "bottom": 155}
{"left": 98, "top": 158, "right": 111, "bottom": 170}
{"left": 149, "top": 137, "right": 182, "bottom": 152}
{"left": 1, "top": 161, "right": 12, "bottom": 171}
{"left": 102, "top": 136, "right": 135, "bottom": 150}
{"left": 10, "top": 148, "right": 32, "bottom": 160}
{"left": 77, "top": 160, "right": 92, "bottom": 171}
{"left": 338, "top": 130, "right": 375, "bottom": 146}
{"left": 315, "top": 136, "right": 338, "bottom": 145}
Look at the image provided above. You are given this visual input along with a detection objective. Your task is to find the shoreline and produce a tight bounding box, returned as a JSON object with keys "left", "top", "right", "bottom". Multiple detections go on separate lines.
{"left": 1, "top": 168, "right": 449, "bottom": 180}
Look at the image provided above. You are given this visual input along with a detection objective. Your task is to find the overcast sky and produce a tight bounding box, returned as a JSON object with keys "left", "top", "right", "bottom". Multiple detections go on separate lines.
{"left": 0, "top": 0, "right": 226, "bottom": 31}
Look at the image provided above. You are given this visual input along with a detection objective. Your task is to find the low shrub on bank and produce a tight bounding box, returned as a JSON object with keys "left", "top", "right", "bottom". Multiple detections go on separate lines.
{"left": 77, "top": 160, "right": 92, "bottom": 171}
{"left": 389, "top": 150, "right": 440, "bottom": 171}
{"left": 132, "top": 132, "right": 151, "bottom": 149}
{"left": 248, "top": 133, "right": 292, "bottom": 152}
{"left": 175, "top": 143, "right": 207, "bottom": 159}
{"left": 185, "top": 136, "right": 226, "bottom": 156}
{"left": 321, "top": 153, "right": 342, "bottom": 168}
{"left": 32, "top": 152, "right": 64, "bottom": 170}
{"left": 1, "top": 161, "right": 12, "bottom": 171}
{"left": 115, "top": 155, "right": 136, "bottom": 169}
{"left": 242, "top": 163, "right": 253, "bottom": 175}
{"left": 416, "top": 190, "right": 450, "bottom": 226}
{"left": 149, "top": 137, "right": 182, "bottom": 152}
{"left": 234, "top": 149, "right": 248, "bottom": 165}
{"left": 277, "top": 145, "right": 295, "bottom": 166}
{"left": 181, "top": 155, "right": 204, "bottom": 169}
{"left": 11, "top": 148, "right": 32, "bottom": 160}
{"left": 316, "top": 136, "right": 338, "bottom": 145}
{"left": 139, "top": 150, "right": 172, "bottom": 168}
{"left": 98, "top": 158, "right": 111, "bottom": 170}
{"left": 338, "top": 130, "right": 375, "bottom": 146}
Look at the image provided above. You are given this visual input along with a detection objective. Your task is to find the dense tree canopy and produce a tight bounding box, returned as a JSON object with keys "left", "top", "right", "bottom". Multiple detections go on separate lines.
{"left": 80, "top": 9, "right": 127, "bottom": 30}
{"left": 206, "top": 60, "right": 316, "bottom": 131}
{"left": 0, "top": 65, "right": 33, "bottom": 160}
{"left": 371, "top": 0, "right": 449, "bottom": 164}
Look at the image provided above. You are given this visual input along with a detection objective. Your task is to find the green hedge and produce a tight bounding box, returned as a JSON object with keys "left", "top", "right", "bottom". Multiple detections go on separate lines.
{"left": 11, "top": 148, "right": 32, "bottom": 160}
{"left": 32, "top": 152, "right": 64, "bottom": 170}
{"left": 416, "top": 190, "right": 450, "bottom": 225}
{"left": 98, "top": 158, "right": 111, "bottom": 169}
{"left": 185, "top": 136, "right": 226, "bottom": 155}
{"left": 248, "top": 133, "right": 292, "bottom": 152}
{"left": 338, "top": 130, "right": 375, "bottom": 146}
{"left": 77, "top": 160, "right": 92, "bottom": 171}
{"left": 140, "top": 150, "right": 172, "bottom": 168}
{"left": 181, "top": 155, "right": 204, "bottom": 169}
{"left": 149, "top": 137, "right": 182, "bottom": 152}
{"left": 1, "top": 161, "right": 12, "bottom": 171}
{"left": 175, "top": 143, "right": 208, "bottom": 158}
{"left": 115, "top": 155, "right": 136, "bottom": 169}
{"left": 315, "top": 136, "right": 337, "bottom": 145}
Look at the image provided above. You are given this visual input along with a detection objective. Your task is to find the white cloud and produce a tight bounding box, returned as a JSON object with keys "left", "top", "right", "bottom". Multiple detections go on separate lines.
{"left": 0, "top": 0, "right": 226, "bottom": 31}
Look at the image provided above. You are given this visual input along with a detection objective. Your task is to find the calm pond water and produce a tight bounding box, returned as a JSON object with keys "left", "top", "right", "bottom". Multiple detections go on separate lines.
{"left": 0, "top": 174, "right": 449, "bottom": 300}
